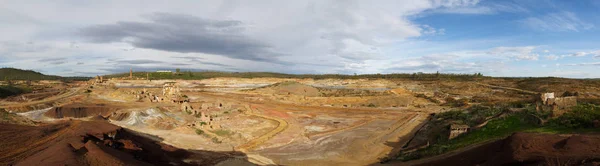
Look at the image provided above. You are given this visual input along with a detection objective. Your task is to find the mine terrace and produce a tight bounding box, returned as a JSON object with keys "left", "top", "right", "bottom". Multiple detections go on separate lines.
{"left": 1, "top": 70, "right": 600, "bottom": 165}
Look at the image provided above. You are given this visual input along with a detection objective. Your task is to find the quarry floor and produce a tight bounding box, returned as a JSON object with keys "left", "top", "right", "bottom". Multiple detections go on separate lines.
{"left": 2, "top": 78, "right": 443, "bottom": 165}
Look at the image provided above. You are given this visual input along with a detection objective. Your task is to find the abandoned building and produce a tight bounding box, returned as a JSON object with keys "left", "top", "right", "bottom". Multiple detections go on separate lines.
{"left": 93, "top": 75, "right": 106, "bottom": 84}
{"left": 162, "top": 82, "right": 181, "bottom": 98}
{"left": 537, "top": 92, "right": 577, "bottom": 117}
{"left": 449, "top": 124, "right": 470, "bottom": 140}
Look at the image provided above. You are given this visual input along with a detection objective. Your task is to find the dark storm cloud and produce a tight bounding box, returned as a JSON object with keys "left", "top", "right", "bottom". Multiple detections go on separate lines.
{"left": 199, "top": 61, "right": 230, "bottom": 67}
{"left": 79, "top": 12, "right": 284, "bottom": 63}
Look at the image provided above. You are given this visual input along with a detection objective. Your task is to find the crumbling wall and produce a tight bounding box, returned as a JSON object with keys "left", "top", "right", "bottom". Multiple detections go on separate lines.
{"left": 554, "top": 96, "right": 577, "bottom": 109}
{"left": 449, "top": 124, "right": 469, "bottom": 140}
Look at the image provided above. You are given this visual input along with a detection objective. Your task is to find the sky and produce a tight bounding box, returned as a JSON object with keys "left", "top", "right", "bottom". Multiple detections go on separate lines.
{"left": 1, "top": 0, "right": 599, "bottom": 78}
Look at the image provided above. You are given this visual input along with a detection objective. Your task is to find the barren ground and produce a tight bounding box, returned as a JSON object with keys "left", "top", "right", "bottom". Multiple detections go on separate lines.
{"left": 4, "top": 77, "right": 596, "bottom": 165}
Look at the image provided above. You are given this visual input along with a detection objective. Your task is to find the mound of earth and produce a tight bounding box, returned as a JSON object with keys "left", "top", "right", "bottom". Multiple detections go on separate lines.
{"left": 0, "top": 120, "right": 250, "bottom": 165}
{"left": 251, "top": 81, "right": 322, "bottom": 97}
{"left": 411, "top": 132, "right": 600, "bottom": 166}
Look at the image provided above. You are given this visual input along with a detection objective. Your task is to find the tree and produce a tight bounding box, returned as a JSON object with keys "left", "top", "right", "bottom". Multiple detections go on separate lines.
{"left": 176, "top": 68, "right": 181, "bottom": 73}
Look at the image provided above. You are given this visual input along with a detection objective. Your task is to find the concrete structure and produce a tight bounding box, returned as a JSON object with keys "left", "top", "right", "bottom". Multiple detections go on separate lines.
{"left": 449, "top": 124, "right": 469, "bottom": 140}
{"left": 537, "top": 92, "right": 577, "bottom": 117}
{"left": 541, "top": 92, "right": 555, "bottom": 105}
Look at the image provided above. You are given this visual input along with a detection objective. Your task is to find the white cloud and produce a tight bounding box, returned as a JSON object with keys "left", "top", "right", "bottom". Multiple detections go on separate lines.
{"left": 520, "top": 12, "right": 594, "bottom": 32}
{"left": 560, "top": 50, "right": 600, "bottom": 57}
{"left": 421, "top": 25, "right": 446, "bottom": 35}
{"left": 427, "top": 1, "right": 528, "bottom": 15}
{"left": 543, "top": 50, "right": 549, "bottom": 53}
{"left": 433, "top": 6, "right": 495, "bottom": 14}
{"left": 570, "top": 52, "right": 588, "bottom": 57}
{"left": 545, "top": 55, "right": 559, "bottom": 60}
{"left": 0, "top": 0, "right": 492, "bottom": 76}
{"left": 565, "top": 62, "right": 600, "bottom": 66}
{"left": 487, "top": 46, "right": 539, "bottom": 61}
{"left": 591, "top": 50, "right": 600, "bottom": 58}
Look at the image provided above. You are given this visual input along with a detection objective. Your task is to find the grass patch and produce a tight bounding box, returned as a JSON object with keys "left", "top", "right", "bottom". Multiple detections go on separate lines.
{"left": 211, "top": 129, "right": 234, "bottom": 137}
{"left": 398, "top": 112, "right": 537, "bottom": 161}
{"left": 396, "top": 103, "right": 600, "bottom": 162}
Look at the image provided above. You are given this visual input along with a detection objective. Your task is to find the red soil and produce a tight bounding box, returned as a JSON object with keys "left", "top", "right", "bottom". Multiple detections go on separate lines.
{"left": 413, "top": 132, "right": 600, "bottom": 166}
{"left": 0, "top": 120, "right": 249, "bottom": 166}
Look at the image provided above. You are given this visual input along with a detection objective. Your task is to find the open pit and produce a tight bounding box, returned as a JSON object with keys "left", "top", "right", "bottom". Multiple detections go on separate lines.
{"left": 3, "top": 77, "right": 539, "bottom": 165}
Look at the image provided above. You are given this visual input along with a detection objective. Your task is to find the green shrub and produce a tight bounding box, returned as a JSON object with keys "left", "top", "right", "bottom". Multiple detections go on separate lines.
{"left": 211, "top": 137, "right": 222, "bottom": 144}
{"left": 550, "top": 104, "right": 600, "bottom": 129}
{"left": 195, "top": 129, "right": 204, "bottom": 135}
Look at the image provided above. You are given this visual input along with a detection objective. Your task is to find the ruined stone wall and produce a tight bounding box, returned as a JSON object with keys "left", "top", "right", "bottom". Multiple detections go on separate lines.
{"left": 554, "top": 96, "right": 577, "bottom": 109}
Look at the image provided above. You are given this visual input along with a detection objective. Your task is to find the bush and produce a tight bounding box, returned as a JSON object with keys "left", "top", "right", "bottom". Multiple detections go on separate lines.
{"left": 550, "top": 104, "right": 600, "bottom": 129}
{"left": 0, "top": 85, "right": 30, "bottom": 98}
{"left": 211, "top": 137, "right": 222, "bottom": 144}
{"left": 195, "top": 129, "right": 204, "bottom": 135}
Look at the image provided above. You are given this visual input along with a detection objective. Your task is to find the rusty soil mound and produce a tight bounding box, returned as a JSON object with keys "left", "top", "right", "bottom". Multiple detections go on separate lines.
{"left": 417, "top": 132, "right": 600, "bottom": 166}
{"left": 0, "top": 120, "right": 248, "bottom": 166}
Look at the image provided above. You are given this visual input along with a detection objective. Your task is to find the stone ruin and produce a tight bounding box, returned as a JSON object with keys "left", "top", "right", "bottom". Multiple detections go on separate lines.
{"left": 162, "top": 82, "right": 181, "bottom": 98}
{"left": 449, "top": 124, "right": 469, "bottom": 140}
{"left": 180, "top": 101, "right": 235, "bottom": 130}
{"left": 536, "top": 92, "right": 577, "bottom": 117}
{"left": 93, "top": 75, "right": 106, "bottom": 84}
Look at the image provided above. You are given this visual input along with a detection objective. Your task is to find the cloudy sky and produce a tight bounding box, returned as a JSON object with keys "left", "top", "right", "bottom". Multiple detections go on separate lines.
{"left": 1, "top": 0, "right": 599, "bottom": 78}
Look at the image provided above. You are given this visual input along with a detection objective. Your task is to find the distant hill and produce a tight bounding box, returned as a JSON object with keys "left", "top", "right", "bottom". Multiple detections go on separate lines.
{"left": 0, "top": 68, "right": 89, "bottom": 81}
{"left": 105, "top": 70, "right": 486, "bottom": 81}
{"left": 0, "top": 68, "right": 61, "bottom": 80}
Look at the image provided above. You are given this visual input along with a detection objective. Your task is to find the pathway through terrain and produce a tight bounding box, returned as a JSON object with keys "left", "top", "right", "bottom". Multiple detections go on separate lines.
{"left": 236, "top": 104, "right": 289, "bottom": 152}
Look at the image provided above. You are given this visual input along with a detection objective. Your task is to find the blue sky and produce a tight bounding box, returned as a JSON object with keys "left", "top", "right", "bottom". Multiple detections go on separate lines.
{"left": 0, "top": 0, "right": 599, "bottom": 78}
